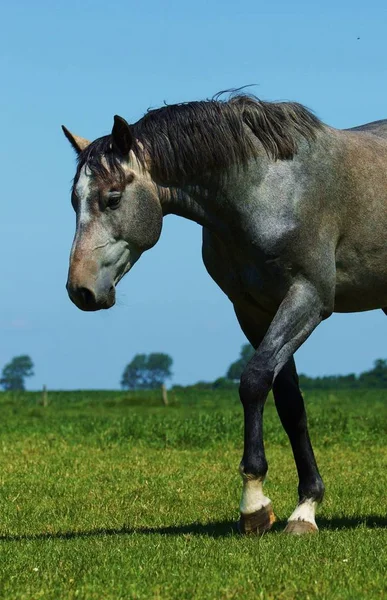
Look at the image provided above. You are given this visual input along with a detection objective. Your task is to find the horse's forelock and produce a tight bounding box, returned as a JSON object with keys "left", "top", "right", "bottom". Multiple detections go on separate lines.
{"left": 74, "top": 135, "right": 126, "bottom": 187}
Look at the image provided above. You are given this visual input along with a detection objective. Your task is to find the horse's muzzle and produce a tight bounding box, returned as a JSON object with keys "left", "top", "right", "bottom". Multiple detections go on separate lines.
{"left": 66, "top": 281, "right": 116, "bottom": 311}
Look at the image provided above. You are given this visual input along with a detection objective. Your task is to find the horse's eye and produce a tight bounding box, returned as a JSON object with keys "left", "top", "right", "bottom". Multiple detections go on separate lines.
{"left": 107, "top": 192, "right": 122, "bottom": 210}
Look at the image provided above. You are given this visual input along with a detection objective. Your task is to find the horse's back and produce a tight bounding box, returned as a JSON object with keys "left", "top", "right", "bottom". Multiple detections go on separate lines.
{"left": 346, "top": 119, "right": 387, "bottom": 139}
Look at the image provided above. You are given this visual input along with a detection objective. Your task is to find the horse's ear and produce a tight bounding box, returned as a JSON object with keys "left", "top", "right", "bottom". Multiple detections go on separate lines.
{"left": 112, "top": 115, "right": 133, "bottom": 156}
{"left": 62, "top": 126, "right": 90, "bottom": 154}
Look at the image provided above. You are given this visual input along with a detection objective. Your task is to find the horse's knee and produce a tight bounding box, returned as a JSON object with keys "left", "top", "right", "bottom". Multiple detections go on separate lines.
{"left": 239, "top": 361, "right": 272, "bottom": 406}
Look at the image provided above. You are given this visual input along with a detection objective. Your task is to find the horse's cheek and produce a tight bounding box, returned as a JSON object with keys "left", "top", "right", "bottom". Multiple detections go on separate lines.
{"left": 127, "top": 190, "right": 162, "bottom": 250}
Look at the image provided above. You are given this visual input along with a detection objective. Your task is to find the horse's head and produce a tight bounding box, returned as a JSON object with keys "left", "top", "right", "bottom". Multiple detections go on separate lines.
{"left": 62, "top": 117, "right": 163, "bottom": 311}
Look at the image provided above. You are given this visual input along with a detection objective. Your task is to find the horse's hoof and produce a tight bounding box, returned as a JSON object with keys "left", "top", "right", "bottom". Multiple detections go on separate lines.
{"left": 238, "top": 503, "right": 276, "bottom": 535}
{"left": 284, "top": 520, "right": 318, "bottom": 535}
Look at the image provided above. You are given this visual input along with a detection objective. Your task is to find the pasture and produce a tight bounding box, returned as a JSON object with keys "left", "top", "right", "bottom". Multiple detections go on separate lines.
{"left": 0, "top": 389, "right": 385, "bottom": 599}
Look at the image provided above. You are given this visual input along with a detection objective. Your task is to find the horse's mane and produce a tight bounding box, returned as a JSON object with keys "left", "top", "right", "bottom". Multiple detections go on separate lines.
{"left": 76, "top": 94, "right": 322, "bottom": 185}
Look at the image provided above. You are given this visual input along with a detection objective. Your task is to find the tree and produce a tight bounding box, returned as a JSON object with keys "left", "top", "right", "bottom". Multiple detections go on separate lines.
{"left": 121, "top": 354, "right": 147, "bottom": 390}
{"left": 226, "top": 343, "right": 255, "bottom": 381}
{"left": 146, "top": 353, "right": 173, "bottom": 388}
{"left": 359, "top": 358, "right": 387, "bottom": 388}
{"left": 121, "top": 353, "right": 173, "bottom": 390}
{"left": 0, "top": 355, "right": 34, "bottom": 391}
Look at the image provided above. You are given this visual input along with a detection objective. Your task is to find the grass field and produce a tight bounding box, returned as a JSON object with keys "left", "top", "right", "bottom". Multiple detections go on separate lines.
{"left": 0, "top": 388, "right": 385, "bottom": 599}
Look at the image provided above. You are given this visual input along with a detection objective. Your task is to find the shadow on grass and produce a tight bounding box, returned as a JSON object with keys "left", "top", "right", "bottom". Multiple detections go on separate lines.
{"left": 316, "top": 515, "right": 387, "bottom": 531}
{"left": 0, "top": 515, "right": 385, "bottom": 543}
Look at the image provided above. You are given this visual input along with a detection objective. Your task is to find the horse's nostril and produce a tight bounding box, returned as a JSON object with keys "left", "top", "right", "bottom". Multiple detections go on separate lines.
{"left": 67, "top": 281, "right": 114, "bottom": 311}
{"left": 78, "top": 286, "right": 96, "bottom": 308}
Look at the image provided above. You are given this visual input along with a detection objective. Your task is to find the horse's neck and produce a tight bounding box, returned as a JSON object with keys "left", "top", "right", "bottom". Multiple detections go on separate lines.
{"left": 160, "top": 186, "right": 220, "bottom": 230}
{"left": 158, "top": 161, "right": 260, "bottom": 227}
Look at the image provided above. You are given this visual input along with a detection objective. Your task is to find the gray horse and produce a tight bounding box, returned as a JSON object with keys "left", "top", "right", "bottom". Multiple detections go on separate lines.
{"left": 63, "top": 94, "right": 387, "bottom": 534}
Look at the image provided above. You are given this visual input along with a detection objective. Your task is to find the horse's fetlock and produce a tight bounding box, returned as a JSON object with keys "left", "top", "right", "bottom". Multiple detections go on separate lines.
{"left": 240, "top": 457, "right": 268, "bottom": 480}
{"left": 299, "top": 477, "right": 325, "bottom": 504}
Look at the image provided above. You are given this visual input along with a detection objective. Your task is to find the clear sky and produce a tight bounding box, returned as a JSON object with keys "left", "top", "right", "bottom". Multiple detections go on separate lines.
{"left": 1, "top": 0, "right": 387, "bottom": 389}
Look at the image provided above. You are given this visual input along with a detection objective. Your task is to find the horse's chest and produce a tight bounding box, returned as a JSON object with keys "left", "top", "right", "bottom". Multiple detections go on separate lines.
{"left": 202, "top": 230, "right": 285, "bottom": 311}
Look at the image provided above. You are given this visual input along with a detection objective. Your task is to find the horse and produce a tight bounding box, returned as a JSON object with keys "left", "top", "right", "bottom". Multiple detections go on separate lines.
{"left": 62, "top": 93, "right": 387, "bottom": 535}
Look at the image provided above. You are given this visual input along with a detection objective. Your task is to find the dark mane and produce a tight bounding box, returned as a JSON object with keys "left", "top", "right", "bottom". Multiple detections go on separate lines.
{"left": 77, "top": 94, "right": 322, "bottom": 185}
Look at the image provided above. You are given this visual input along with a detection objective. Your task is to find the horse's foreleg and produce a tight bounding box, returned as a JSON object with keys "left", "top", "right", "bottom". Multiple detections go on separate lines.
{"left": 238, "top": 278, "right": 328, "bottom": 535}
{"left": 273, "top": 357, "right": 324, "bottom": 534}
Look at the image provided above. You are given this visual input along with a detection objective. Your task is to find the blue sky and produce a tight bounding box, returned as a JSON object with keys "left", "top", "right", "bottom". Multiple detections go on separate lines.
{"left": 1, "top": 0, "right": 387, "bottom": 389}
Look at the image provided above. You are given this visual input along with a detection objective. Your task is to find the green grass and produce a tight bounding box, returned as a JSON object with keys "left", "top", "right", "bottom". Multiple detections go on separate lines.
{"left": 0, "top": 389, "right": 385, "bottom": 599}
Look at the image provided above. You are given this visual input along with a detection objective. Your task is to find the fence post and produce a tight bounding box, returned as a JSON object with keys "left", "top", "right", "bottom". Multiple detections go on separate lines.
{"left": 42, "top": 384, "right": 48, "bottom": 407}
{"left": 161, "top": 383, "right": 169, "bottom": 406}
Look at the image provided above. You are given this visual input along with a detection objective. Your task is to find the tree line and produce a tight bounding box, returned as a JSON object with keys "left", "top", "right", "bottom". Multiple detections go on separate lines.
{"left": 172, "top": 345, "right": 387, "bottom": 391}
{"left": 298, "top": 358, "right": 387, "bottom": 389}
{"left": 3, "top": 347, "right": 387, "bottom": 391}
